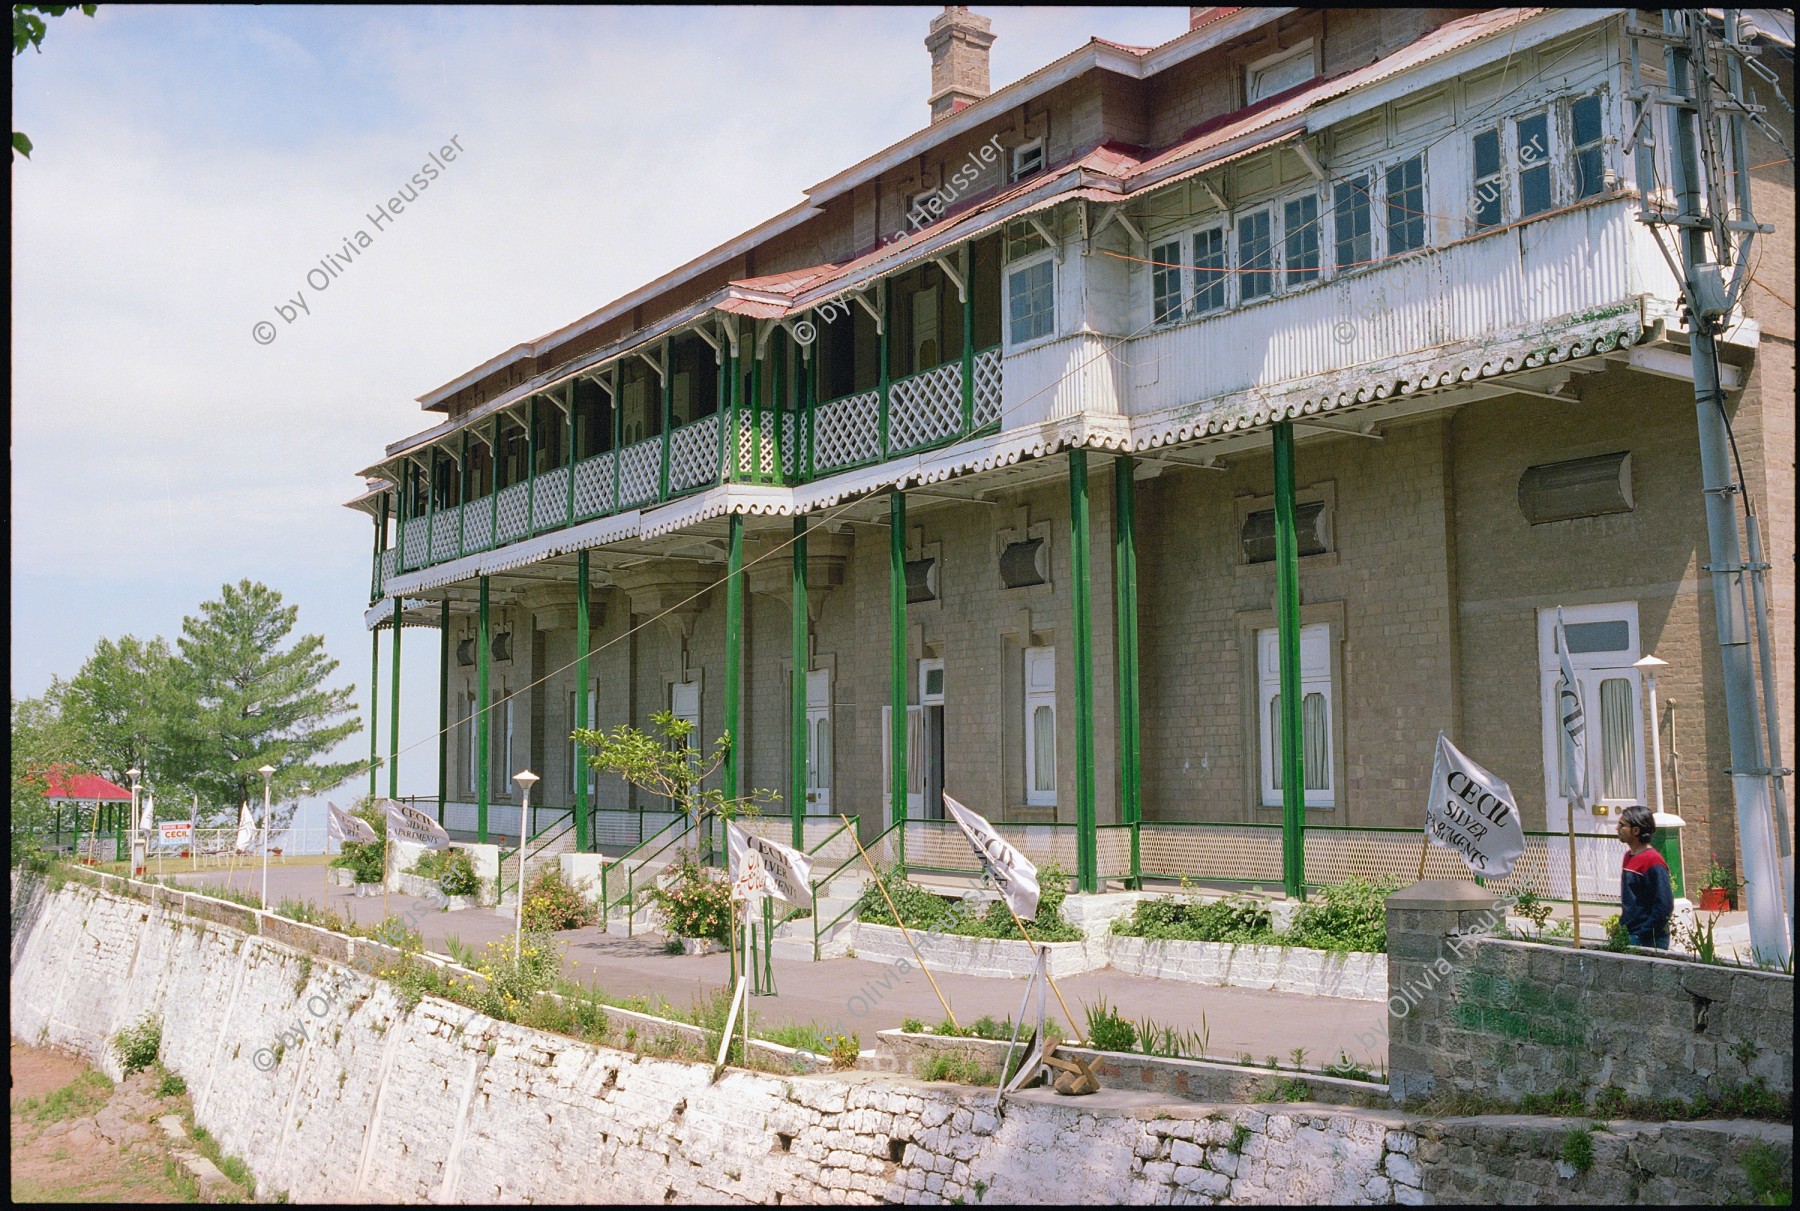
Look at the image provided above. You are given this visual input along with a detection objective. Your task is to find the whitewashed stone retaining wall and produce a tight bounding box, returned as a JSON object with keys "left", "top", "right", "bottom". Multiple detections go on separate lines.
{"left": 846, "top": 922, "right": 1387, "bottom": 1000}
{"left": 1109, "top": 936, "right": 1387, "bottom": 1001}
{"left": 9, "top": 873, "right": 1787, "bottom": 1205}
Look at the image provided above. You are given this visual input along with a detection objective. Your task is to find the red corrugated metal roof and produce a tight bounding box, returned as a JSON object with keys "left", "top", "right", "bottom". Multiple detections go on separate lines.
{"left": 40, "top": 766, "right": 132, "bottom": 801}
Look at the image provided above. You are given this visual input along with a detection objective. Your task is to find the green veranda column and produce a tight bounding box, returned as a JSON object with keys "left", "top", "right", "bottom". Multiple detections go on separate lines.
{"left": 1272, "top": 422, "right": 1305, "bottom": 900}
{"left": 574, "top": 551, "right": 591, "bottom": 851}
{"left": 477, "top": 576, "right": 491, "bottom": 843}
{"left": 389, "top": 598, "right": 403, "bottom": 799}
{"left": 723, "top": 513, "right": 744, "bottom": 802}
{"left": 368, "top": 628, "right": 380, "bottom": 799}
{"left": 1114, "top": 456, "right": 1143, "bottom": 887}
{"left": 791, "top": 513, "right": 808, "bottom": 851}
{"left": 437, "top": 599, "right": 449, "bottom": 825}
{"left": 1069, "top": 450, "right": 1098, "bottom": 893}
{"left": 889, "top": 488, "right": 907, "bottom": 866}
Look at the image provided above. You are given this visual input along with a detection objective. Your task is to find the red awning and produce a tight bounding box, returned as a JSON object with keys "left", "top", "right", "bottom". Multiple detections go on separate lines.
{"left": 40, "top": 766, "right": 132, "bottom": 801}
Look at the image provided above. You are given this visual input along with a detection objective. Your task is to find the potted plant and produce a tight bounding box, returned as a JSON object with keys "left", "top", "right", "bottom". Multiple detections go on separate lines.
{"left": 1697, "top": 856, "right": 1739, "bottom": 913}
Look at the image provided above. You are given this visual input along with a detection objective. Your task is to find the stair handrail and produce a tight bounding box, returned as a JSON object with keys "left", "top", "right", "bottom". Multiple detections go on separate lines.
{"left": 497, "top": 808, "right": 575, "bottom": 901}
{"left": 597, "top": 812, "right": 699, "bottom": 932}
{"left": 810, "top": 815, "right": 901, "bottom": 961}
{"left": 768, "top": 814, "right": 860, "bottom": 935}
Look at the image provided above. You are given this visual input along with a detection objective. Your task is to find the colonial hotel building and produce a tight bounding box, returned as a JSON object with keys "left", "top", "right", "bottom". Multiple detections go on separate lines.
{"left": 350, "top": 8, "right": 1793, "bottom": 906}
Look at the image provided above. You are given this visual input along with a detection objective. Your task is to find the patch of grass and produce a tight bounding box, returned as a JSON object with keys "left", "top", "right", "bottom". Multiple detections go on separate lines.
{"left": 1321, "top": 1051, "right": 1375, "bottom": 1082}
{"left": 291, "top": 955, "right": 313, "bottom": 999}
{"left": 917, "top": 1055, "right": 996, "bottom": 1086}
{"left": 187, "top": 882, "right": 265, "bottom": 910}
{"left": 155, "top": 1069, "right": 188, "bottom": 1098}
{"left": 1228, "top": 1123, "right": 1252, "bottom": 1154}
{"left": 1742, "top": 1141, "right": 1792, "bottom": 1206}
{"left": 1561, "top": 1126, "right": 1595, "bottom": 1173}
{"left": 899, "top": 1017, "right": 926, "bottom": 1034}
{"left": 1254, "top": 1076, "right": 1312, "bottom": 1103}
{"left": 14, "top": 1069, "right": 113, "bottom": 1123}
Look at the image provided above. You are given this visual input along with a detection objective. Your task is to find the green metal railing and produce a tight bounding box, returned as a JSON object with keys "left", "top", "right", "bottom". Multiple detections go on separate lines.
{"left": 497, "top": 809, "right": 575, "bottom": 902}
{"left": 597, "top": 813, "right": 696, "bottom": 934}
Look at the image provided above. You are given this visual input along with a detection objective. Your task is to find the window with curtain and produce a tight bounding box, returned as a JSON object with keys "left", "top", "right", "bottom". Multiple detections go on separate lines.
{"left": 1024, "top": 647, "right": 1056, "bottom": 806}
{"left": 1599, "top": 677, "right": 1638, "bottom": 800}
{"left": 1151, "top": 237, "right": 1184, "bottom": 324}
{"left": 1258, "top": 624, "right": 1335, "bottom": 808}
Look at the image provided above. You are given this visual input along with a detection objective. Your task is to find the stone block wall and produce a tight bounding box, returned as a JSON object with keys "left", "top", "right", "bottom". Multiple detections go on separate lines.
{"left": 1385, "top": 880, "right": 1794, "bottom": 1105}
{"left": 10, "top": 872, "right": 1790, "bottom": 1205}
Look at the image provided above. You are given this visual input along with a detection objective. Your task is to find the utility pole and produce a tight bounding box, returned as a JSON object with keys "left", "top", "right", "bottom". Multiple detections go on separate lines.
{"left": 1630, "top": 9, "right": 1790, "bottom": 962}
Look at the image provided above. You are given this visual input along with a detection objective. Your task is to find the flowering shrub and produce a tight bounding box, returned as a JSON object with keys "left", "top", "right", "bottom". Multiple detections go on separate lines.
{"left": 648, "top": 847, "right": 733, "bottom": 942}
{"left": 474, "top": 933, "right": 561, "bottom": 1023}
{"left": 520, "top": 866, "right": 598, "bottom": 932}
{"left": 437, "top": 849, "right": 481, "bottom": 898}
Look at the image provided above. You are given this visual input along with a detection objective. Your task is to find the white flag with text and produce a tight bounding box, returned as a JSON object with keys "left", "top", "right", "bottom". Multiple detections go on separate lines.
{"left": 1554, "top": 607, "right": 1589, "bottom": 811}
{"left": 328, "top": 802, "right": 380, "bottom": 846}
{"left": 942, "top": 794, "right": 1040, "bottom": 920}
{"left": 726, "top": 820, "right": 814, "bottom": 906}
{"left": 1425, "top": 733, "right": 1526, "bottom": 879}
{"left": 383, "top": 800, "right": 450, "bottom": 849}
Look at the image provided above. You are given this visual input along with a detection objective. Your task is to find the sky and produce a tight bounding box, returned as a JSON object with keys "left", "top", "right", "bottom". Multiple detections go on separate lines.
{"left": 10, "top": 4, "right": 1192, "bottom": 839}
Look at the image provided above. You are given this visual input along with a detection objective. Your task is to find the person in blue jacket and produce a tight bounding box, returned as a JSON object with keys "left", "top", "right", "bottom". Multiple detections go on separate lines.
{"left": 1617, "top": 804, "right": 1674, "bottom": 949}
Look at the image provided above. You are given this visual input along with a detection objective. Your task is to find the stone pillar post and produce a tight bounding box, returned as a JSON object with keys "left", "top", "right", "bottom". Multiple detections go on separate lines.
{"left": 1383, "top": 879, "right": 1504, "bottom": 1103}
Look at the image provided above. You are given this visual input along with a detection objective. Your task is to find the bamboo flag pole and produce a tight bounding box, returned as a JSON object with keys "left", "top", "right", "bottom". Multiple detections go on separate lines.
{"left": 840, "top": 814, "right": 959, "bottom": 1030}
{"left": 1566, "top": 803, "right": 1583, "bottom": 946}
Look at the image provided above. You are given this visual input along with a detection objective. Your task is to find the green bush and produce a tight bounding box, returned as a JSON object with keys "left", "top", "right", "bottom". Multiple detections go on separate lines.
{"left": 856, "top": 862, "right": 1083, "bottom": 943}
{"left": 437, "top": 849, "right": 481, "bottom": 897}
{"left": 1561, "top": 1126, "right": 1595, "bottom": 1173}
{"left": 1085, "top": 995, "right": 1138, "bottom": 1052}
{"left": 917, "top": 1055, "right": 995, "bottom": 1085}
{"left": 1112, "top": 893, "right": 1277, "bottom": 944}
{"left": 331, "top": 803, "right": 388, "bottom": 883}
{"left": 112, "top": 1014, "right": 162, "bottom": 1076}
{"left": 648, "top": 848, "right": 732, "bottom": 942}
{"left": 521, "top": 865, "right": 598, "bottom": 932}
{"left": 472, "top": 933, "right": 562, "bottom": 1022}
{"left": 155, "top": 1071, "right": 187, "bottom": 1098}
{"left": 1286, "top": 876, "right": 1403, "bottom": 953}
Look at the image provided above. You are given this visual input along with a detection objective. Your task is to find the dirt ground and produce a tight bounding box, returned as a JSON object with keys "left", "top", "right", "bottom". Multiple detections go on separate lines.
{"left": 9, "top": 1040, "right": 250, "bottom": 1204}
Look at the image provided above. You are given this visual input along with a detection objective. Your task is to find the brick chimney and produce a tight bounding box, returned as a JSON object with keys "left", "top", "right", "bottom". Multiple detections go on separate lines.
{"left": 926, "top": 7, "right": 995, "bottom": 123}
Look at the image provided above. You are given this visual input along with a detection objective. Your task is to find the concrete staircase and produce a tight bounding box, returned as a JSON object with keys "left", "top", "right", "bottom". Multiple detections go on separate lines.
{"left": 770, "top": 871, "right": 869, "bottom": 961}
{"left": 495, "top": 823, "right": 579, "bottom": 912}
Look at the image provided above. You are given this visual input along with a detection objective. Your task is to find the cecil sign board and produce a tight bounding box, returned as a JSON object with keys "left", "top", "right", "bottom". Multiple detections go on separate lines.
{"left": 1424, "top": 732, "right": 1525, "bottom": 878}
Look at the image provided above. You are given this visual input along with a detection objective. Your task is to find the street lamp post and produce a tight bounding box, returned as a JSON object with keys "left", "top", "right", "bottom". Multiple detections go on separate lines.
{"left": 513, "top": 769, "right": 539, "bottom": 965}
{"left": 258, "top": 765, "right": 277, "bottom": 911}
{"left": 127, "top": 767, "right": 143, "bottom": 873}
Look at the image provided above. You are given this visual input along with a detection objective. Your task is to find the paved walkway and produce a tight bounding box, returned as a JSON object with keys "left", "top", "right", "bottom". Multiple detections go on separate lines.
{"left": 168, "top": 865, "right": 1388, "bottom": 1069}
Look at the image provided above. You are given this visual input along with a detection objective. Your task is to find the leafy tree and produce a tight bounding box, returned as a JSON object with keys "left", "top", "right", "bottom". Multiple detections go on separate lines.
{"left": 59, "top": 634, "right": 182, "bottom": 799}
{"left": 169, "top": 580, "right": 362, "bottom": 821}
{"left": 10, "top": 690, "right": 82, "bottom": 863}
{"left": 12, "top": 3, "right": 97, "bottom": 160}
{"left": 573, "top": 710, "right": 776, "bottom": 831}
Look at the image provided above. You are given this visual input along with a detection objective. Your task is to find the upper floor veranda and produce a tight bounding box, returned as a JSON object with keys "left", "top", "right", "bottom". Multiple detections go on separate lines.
{"left": 354, "top": 7, "right": 1745, "bottom": 603}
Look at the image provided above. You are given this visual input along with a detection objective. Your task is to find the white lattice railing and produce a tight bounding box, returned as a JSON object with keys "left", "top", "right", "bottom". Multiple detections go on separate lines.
{"left": 973, "top": 346, "right": 1002, "bottom": 427}
{"left": 375, "top": 548, "right": 397, "bottom": 595}
{"left": 782, "top": 413, "right": 797, "bottom": 477}
{"left": 572, "top": 452, "right": 616, "bottom": 518}
{"left": 593, "top": 808, "right": 685, "bottom": 850}
{"left": 430, "top": 502, "right": 462, "bottom": 562}
{"left": 532, "top": 466, "right": 571, "bottom": 531}
{"left": 889, "top": 361, "right": 963, "bottom": 452}
{"left": 495, "top": 482, "right": 532, "bottom": 544}
{"left": 1139, "top": 823, "right": 1286, "bottom": 886}
{"left": 618, "top": 438, "right": 661, "bottom": 506}
{"left": 463, "top": 503, "right": 494, "bottom": 553}
{"left": 736, "top": 412, "right": 778, "bottom": 479}
{"left": 668, "top": 414, "right": 721, "bottom": 493}
{"left": 901, "top": 819, "right": 1080, "bottom": 875}
{"left": 399, "top": 515, "right": 429, "bottom": 568}
{"left": 813, "top": 389, "right": 881, "bottom": 471}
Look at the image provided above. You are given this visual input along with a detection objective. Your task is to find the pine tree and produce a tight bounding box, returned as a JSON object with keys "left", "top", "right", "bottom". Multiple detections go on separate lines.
{"left": 171, "top": 580, "right": 363, "bottom": 819}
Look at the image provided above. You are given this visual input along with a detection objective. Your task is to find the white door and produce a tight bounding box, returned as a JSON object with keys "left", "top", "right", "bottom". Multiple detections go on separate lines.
{"left": 805, "top": 669, "right": 832, "bottom": 815}
{"left": 1539, "top": 603, "right": 1645, "bottom": 901}
{"left": 882, "top": 704, "right": 924, "bottom": 817}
